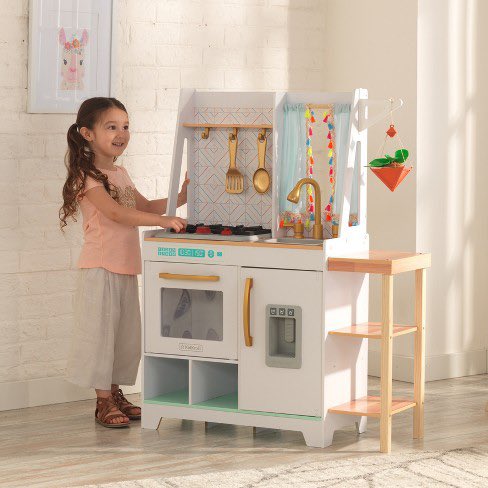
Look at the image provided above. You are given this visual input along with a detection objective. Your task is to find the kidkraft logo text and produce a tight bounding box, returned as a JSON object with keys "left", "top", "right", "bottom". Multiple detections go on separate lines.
{"left": 179, "top": 343, "right": 203, "bottom": 352}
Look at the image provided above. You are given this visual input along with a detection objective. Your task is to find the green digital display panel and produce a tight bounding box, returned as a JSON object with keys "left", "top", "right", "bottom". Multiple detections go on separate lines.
{"left": 178, "top": 248, "right": 205, "bottom": 258}
{"left": 157, "top": 247, "right": 223, "bottom": 259}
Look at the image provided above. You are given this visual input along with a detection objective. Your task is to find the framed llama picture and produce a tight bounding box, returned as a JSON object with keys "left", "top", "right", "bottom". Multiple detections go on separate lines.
{"left": 28, "top": 0, "right": 115, "bottom": 113}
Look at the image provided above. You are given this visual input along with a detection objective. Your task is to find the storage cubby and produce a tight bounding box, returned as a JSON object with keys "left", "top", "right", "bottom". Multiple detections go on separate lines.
{"left": 190, "top": 360, "right": 238, "bottom": 411}
{"left": 144, "top": 356, "right": 189, "bottom": 406}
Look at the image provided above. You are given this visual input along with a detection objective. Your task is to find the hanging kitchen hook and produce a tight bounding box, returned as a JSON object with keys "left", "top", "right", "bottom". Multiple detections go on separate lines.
{"left": 258, "top": 128, "right": 267, "bottom": 141}
{"left": 358, "top": 97, "right": 403, "bottom": 132}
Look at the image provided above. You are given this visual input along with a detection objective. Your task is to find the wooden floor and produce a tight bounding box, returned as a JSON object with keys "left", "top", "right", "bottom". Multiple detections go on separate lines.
{"left": 1, "top": 375, "right": 487, "bottom": 488}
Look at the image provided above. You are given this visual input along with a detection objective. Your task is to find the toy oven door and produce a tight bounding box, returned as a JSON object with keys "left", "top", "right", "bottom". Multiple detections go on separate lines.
{"left": 145, "top": 261, "right": 237, "bottom": 360}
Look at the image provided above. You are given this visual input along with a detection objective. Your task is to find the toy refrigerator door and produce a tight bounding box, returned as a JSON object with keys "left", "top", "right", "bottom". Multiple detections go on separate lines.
{"left": 238, "top": 267, "right": 323, "bottom": 417}
{"left": 145, "top": 261, "right": 237, "bottom": 359}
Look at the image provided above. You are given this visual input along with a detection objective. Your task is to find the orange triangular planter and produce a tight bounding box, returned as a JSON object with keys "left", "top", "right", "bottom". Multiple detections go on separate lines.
{"left": 370, "top": 166, "right": 412, "bottom": 192}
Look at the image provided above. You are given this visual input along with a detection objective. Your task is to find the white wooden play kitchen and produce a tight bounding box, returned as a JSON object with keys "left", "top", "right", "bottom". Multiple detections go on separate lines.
{"left": 141, "top": 89, "right": 431, "bottom": 453}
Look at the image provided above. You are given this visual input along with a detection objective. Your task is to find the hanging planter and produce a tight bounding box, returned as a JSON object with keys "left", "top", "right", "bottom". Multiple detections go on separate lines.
{"left": 368, "top": 123, "right": 413, "bottom": 192}
{"left": 370, "top": 165, "right": 412, "bottom": 192}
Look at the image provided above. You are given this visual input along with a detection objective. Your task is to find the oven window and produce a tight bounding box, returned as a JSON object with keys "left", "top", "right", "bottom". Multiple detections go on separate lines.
{"left": 160, "top": 288, "right": 223, "bottom": 341}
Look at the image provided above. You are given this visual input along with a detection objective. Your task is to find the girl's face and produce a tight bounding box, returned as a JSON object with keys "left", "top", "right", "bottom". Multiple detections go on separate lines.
{"left": 81, "top": 107, "right": 130, "bottom": 160}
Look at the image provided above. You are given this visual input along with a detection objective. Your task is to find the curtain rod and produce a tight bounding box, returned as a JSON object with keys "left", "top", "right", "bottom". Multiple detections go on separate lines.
{"left": 306, "top": 104, "right": 331, "bottom": 109}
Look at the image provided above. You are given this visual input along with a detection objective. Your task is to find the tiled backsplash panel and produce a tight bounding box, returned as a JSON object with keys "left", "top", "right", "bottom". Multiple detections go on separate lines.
{"left": 193, "top": 107, "right": 273, "bottom": 227}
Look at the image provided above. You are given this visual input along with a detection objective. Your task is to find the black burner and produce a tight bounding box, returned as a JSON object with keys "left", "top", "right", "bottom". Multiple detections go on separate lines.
{"left": 171, "top": 224, "right": 271, "bottom": 236}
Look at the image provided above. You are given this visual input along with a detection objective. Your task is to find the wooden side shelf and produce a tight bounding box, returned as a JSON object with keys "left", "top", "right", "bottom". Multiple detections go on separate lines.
{"left": 329, "top": 323, "right": 417, "bottom": 339}
{"left": 328, "top": 250, "right": 431, "bottom": 275}
{"left": 328, "top": 249, "right": 431, "bottom": 453}
{"left": 329, "top": 396, "right": 416, "bottom": 418}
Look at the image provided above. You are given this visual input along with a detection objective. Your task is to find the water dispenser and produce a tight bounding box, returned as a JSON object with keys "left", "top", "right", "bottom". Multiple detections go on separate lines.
{"left": 265, "top": 304, "right": 302, "bottom": 369}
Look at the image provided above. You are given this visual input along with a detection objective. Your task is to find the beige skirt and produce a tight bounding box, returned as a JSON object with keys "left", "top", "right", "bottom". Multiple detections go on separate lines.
{"left": 66, "top": 268, "right": 141, "bottom": 390}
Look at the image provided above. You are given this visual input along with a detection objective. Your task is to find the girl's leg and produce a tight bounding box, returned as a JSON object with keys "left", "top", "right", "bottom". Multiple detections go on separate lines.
{"left": 67, "top": 269, "right": 118, "bottom": 390}
{"left": 66, "top": 269, "right": 130, "bottom": 427}
{"left": 112, "top": 275, "right": 142, "bottom": 419}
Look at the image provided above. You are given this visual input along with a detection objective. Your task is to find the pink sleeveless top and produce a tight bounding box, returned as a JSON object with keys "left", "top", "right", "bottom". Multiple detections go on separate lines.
{"left": 77, "top": 166, "right": 142, "bottom": 275}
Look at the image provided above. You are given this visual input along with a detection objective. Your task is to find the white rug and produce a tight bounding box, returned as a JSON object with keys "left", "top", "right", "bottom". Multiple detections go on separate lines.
{"left": 77, "top": 446, "right": 488, "bottom": 487}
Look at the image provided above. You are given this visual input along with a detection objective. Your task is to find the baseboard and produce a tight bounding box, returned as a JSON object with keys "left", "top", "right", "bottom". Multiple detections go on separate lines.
{"left": 369, "top": 349, "right": 488, "bottom": 382}
{"left": 0, "top": 370, "right": 141, "bottom": 412}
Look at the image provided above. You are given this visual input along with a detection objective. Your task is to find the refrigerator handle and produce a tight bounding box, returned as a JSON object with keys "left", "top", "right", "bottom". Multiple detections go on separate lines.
{"left": 243, "top": 278, "right": 253, "bottom": 347}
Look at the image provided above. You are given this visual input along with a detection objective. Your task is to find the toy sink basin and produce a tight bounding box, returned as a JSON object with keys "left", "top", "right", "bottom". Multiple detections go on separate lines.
{"left": 264, "top": 238, "right": 323, "bottom": 246}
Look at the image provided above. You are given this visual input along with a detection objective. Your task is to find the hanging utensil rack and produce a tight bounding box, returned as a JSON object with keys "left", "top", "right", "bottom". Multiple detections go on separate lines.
{"left": 182, "top": 123, "right": 273, "bottom": 140}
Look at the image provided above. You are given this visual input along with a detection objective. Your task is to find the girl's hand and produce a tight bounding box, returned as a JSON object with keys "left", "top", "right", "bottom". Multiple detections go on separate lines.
{"left": 177, "top": 172, "right": 190, "bottom": 207}
{"left": 159, "top": 215, "right": 187, "bottom": 233}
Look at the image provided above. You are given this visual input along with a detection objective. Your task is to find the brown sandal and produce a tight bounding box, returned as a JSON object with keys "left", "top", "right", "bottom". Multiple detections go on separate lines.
{"left": 95, "top": 396, "right": 130, "bottom": 428}
{"left": 112, "top": 388, "right": 141, "bottom": 420}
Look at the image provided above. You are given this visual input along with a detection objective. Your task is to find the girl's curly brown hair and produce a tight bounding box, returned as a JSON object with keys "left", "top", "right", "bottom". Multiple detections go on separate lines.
{"left": 59, "top": 97, "right": 127, "bottom": 230}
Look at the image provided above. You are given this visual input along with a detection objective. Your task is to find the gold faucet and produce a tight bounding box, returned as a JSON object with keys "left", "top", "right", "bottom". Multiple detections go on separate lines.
{"left": 287, "top": 178, "right": 323, "bottom": 240}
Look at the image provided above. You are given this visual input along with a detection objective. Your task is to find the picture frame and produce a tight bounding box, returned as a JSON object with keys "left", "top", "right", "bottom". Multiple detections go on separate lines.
{"left": 27, "top": 0, "right": 115, "bottom": 114}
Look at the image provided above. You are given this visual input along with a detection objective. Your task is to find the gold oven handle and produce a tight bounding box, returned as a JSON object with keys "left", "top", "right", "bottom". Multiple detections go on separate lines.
{"left": 243, "top": 277, "right": 253, "bottom": 347}
{"left": 159, "top": 273, "right": 220, "bottom": 282}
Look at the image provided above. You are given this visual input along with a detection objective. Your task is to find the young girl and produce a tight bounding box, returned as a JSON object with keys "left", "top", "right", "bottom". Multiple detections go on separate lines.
{"left": 60, "top": 97, "right": 188, "bottom": 428}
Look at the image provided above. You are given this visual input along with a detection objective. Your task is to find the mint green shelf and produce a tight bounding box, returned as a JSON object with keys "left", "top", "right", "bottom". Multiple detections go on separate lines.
{"left": 145, "top": 391, "right": 320, "bottom": 421}
{"left": 145, "top": 389, "right": 189, "bottom": 406}
{"left": 192, "top": 392, "right": 238, "bottom": 411}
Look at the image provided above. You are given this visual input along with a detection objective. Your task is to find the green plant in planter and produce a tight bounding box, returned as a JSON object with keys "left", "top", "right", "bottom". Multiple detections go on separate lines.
{"left": 369, "top": 149, "right": 409, "bottom": 167}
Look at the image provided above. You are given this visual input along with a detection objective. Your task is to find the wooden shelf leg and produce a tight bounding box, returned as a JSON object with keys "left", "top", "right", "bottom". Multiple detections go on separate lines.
{"left": 414, "top": 268, "right": 426, "bottom": 439}
{"left": 380, "top": 274, "right": 393, "bottom": 453}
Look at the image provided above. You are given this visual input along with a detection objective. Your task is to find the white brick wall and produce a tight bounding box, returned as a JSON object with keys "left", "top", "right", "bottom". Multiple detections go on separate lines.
{"left": 0, "top": 0, "right": 327, "bottom": 409}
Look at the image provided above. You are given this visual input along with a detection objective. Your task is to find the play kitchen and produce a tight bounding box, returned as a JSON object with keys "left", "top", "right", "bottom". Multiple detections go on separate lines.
{"left": 141, "top": 90, "right": 429, "bottom": 452}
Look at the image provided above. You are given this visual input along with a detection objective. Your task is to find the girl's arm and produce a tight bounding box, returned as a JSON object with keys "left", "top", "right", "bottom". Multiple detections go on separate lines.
{"left": 85, "top": 187, "right": 186, "bottom": 231}
{"left": 134, "top": 191, "right": 168, "bottom": 214}
{"left": 135, "top": 174, "right": 189, "bottom": 214}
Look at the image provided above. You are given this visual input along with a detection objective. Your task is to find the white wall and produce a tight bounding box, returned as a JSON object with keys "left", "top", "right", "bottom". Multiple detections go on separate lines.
{"left": 417, "top": 0, "right": 488, "bottom": 380}
{"left": 323, "top": 0, "right": 488, "bottom": 382}
{"left": 0, "top": 0, "right": 328, "bottom": 411}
